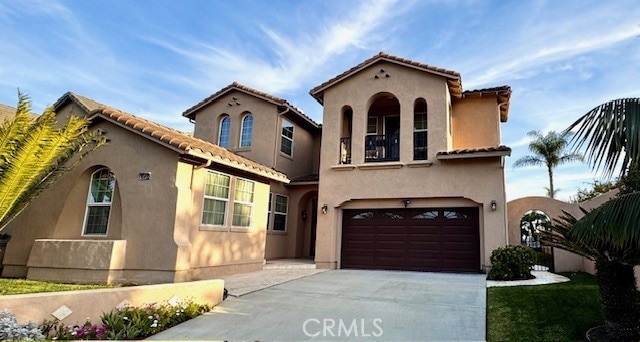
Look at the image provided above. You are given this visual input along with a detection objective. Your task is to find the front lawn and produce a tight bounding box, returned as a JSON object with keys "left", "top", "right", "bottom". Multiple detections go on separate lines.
{"left": 0, "top": 278, "right": 110, "bottom": 295}
{"left": 487, "top": 272, "right": 603, "bottom": 341}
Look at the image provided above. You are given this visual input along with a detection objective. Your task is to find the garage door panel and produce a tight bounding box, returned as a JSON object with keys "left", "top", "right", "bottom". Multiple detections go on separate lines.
{"left": 342, "top": 208, "right": 480, "bottom": 272}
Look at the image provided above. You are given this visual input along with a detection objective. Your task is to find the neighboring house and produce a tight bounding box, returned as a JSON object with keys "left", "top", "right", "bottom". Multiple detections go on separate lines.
{"left": 2, "top": 52, "right": 512, "bottom": 283}
{"left": 2, "top": 92, "right": 288, "bottom": 284}
{"left": 310, "top": 52, "right": 511, "bottom": 272}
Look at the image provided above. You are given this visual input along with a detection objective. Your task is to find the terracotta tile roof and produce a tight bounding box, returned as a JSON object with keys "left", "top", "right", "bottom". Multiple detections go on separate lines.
{"left": 89, "top": 106, "right": 289, "bottom": 183}
{"left": 461, "top": 86, "right": 511, "bottom": 123}
{"left": 53, "top": 92, "right": 107, "bottom": 113}
{"left": 437, "top": 145, "right": 512, "bottom": 160}
{"left": 183, "top": 82, "right": 320, "bottom": 130}
{"left": 309, "top": 51, "right": 463, "bottom": 104}
{"left": 0, "top": 103, "right": 16, "bottom": 122}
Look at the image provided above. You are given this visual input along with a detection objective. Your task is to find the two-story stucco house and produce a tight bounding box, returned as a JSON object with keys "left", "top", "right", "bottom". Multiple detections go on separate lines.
{"left": 1, "top": 52, "right": 511, "bottom": 284}
{"left": 310, "top": 52, "right": 511, "bottom": 272}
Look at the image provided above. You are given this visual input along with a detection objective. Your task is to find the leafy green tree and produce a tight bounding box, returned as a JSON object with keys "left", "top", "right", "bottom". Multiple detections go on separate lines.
{"left": 513, "top": 130, "right": 583, "bottom": 198}
{"left": 571, "top": 179, "right": 619, "bottom": 203}
{"left": 0, "top": 92, "right": 104, "bottom": 231}
{"left": 540, "top": 98, "right": 640, "bottom": 340}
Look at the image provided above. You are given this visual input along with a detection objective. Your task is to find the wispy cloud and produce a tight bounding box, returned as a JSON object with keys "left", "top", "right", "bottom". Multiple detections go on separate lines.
{"left": 143, "top": 0, "right": 411, "bottom": 95}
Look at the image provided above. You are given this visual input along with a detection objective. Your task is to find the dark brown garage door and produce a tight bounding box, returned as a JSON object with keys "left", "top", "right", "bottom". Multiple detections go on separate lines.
{"left": 341, "top": 207, "right": 480, "bottom": 272}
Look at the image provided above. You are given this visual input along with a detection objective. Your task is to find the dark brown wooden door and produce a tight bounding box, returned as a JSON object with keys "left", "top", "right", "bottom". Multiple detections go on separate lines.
{"left": 341, "top": 208, "right": 480, "bottom": 272}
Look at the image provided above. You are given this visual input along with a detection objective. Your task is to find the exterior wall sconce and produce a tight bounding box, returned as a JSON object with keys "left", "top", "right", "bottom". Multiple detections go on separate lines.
{"left": 490, "top": 200, "right": 497, "bottom": 211}
{"left": 321, "top": 204, "right": 328, "bottom": 214}
{"left": 403, "top": 199, "right": 411, "bottom": 208}
{"left": 301, "top": 211, "right": 307, "bottom": 220}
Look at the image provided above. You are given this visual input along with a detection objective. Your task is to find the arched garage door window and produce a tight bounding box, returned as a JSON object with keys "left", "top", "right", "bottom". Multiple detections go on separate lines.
{"left": 83, "top": 168, "right": 116, "bottom": 236}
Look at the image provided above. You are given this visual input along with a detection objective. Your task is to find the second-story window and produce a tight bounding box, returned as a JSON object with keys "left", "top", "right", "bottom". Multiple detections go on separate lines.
{"left": 280, "top": 119, "right": 294, "bottom": 157}
{"left": 240, "top": 113, "right": 253, "bottom": 148}
{"left": 218, "top": 115, "right": 231, "bottom": 148}
{"left": 414, "top": 98, "right": 428, "bottom": 160}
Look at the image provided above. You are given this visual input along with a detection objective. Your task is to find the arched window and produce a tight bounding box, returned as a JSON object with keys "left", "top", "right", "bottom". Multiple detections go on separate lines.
{"left": 240, "top": 114, "right": 253, "bottom": 148}
{"left": 218, "top": 115, "right": 231, "bottom": 148}
{"left": 413, "top": 98, "right": 428, "bottom": 160}
{"left": 83, "top": 168, "right": 116, "bottom": 235}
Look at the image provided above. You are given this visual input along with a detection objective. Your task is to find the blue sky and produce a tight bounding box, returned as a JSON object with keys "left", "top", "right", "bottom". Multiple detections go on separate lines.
{"left": 0, "top": 0, "right": 638, "bottom": 201}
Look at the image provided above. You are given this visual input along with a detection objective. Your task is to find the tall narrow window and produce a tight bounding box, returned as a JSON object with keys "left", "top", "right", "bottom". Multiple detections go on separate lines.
{"left": 240, "top": 114, "right": 253, "bottom": 148}
{"left": 280, "top": 119, "right": 294, "bottom": 157}
{"left": 414, "top": 99, "right": 428, "bottom": 160}
{"left": 273, "top": 194, "right": 288, "bottom": 232}
{"left": 202, "top": 171, "right": 231, "bottom": 226}
{"left": 267, "top": 192, "right": 273, "bottom": 229}
{"left": 218, "top": 115, "right": 231, "bottom": 148}
{"left": 83, "top": 168, "right": 116, "bottom": 235}
{"left": 233, "top": 178, "right": 254, "bottom": 227}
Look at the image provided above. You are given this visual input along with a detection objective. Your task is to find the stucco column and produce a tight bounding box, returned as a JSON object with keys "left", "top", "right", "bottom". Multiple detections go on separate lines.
{"left": 351, "top": 102, "right": 367, "bottom": 164}
{"left": 399, "top": 95, "right": 413, "bottom": 163}
{"left": 172, "top": 162, "right": 194, "bottom": 281}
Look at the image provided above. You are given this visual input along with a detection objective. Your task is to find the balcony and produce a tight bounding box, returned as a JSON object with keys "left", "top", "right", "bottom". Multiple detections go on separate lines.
{"left": 365, "top": 134, "right": 399, "bottom": 162}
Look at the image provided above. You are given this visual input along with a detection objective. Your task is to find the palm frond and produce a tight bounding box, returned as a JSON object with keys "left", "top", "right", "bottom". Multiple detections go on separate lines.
{"left": 513, "top": 155, "right": 545, "bottom": 168}
{"left": 566, "top": 98, "right": 640, "bottom": 178}
{"left": 568, "top": 192, "right": 640, "bottom": 251}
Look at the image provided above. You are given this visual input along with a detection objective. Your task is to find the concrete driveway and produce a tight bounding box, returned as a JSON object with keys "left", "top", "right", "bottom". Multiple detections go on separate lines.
{"left": 150, "top": 270, "right": 486, "bottom": 341}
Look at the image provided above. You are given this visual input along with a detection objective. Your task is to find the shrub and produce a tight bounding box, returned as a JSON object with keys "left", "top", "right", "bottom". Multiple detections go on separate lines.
{"left": 41, "top": 299, "right": 211, "bottom": 340}
{"left": 487, "top": 245, "right": 536, "bottom": 280}
{"left": 0, "top": 310, "right": 45, "bottom": 341}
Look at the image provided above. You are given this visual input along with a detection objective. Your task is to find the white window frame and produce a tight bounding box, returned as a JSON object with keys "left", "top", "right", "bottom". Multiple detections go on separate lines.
{"left": 239, "top": 113, "right": 253, "bottom": 148}
{"left": 232, "top": 177, "right": 255, "bottom": 228}
{"left": 366, "top": 117, "right": 378, "bottom": 136}
{"left": 270, "top": 194, "right": 288, "bottom": 232}
{"left": 201, "top": 171, "right": 231, "bottom": 227}
{"left": 217, "top": 115, "right": 231, "bottom": 148}
{"left": 280, "top": 118, "right": 294, "bottom": 157}
{"left": 82, "top": 168, "right": 116, "bottom": 236}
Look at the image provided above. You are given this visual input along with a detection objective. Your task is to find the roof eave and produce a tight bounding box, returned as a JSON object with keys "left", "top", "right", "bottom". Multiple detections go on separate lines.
{"left": 185, "top": 149, "right": 290, "bottom": 184}
{"left": 436, "top": 150, "right": 511, "bottom": 160}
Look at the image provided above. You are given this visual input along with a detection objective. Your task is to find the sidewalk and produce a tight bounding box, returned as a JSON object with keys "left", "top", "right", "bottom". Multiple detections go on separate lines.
{"left": 220, "top": 259, "right": 328, "bottom": 296}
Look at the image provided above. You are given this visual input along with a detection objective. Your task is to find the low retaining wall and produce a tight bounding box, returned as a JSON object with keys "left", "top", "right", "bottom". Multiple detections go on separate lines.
{"left": 0, "top": 279, "right": 224, "bottom": 325}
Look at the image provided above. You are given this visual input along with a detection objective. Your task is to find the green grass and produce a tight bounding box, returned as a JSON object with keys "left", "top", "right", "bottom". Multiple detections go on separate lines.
{"left": 487, "top": 272, "right": 604, "bottom": 341}
{"left": 0, "top": 278, "right": 110, "bottom": 295}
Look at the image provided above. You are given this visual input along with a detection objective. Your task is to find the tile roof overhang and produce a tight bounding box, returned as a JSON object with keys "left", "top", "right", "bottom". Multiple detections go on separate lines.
{"left": 288, "top": 174, "right": 319, "bottom": 186}
{"left": 436, "top": 145, "right": 512, "bottom": 160}
{"left": 53, "top": 92, "right": 106, "bottom": 113}
{"left": 461, "top": 86, "right": 512, "bottom": 122}
{"left": 88, "top": 106, "right": 289, "bottom": 183}
{"left": 309, "top": 52, "right": 463, "bottom": 104}
{"left": 183, "top": 82, "right": 320, "bottom": 132}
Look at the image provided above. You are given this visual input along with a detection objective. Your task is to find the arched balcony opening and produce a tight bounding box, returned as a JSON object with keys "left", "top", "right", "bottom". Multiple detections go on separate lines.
{"left": 365, "top": 93, "right": 400, "bottom": 162}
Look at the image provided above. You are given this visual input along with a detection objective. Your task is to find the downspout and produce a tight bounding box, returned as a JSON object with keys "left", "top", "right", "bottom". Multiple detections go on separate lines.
{"left": 194, "top": 159, "right": 212, "bottom": 170}
{"left": 273, "top": 107, "right": 290, "bottom": 169}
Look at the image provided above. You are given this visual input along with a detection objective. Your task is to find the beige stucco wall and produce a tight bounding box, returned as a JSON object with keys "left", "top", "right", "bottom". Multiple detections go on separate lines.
{"left": 506, "top": 190, "right": 619, "bottom": 273}
{"left": 2, "top": 279, "right": 223, "bottom": 325}
{"left": 190, "top": 89, "right": 319, "bottom": 179}
{"left": 451, "top": 97, "right": 501, "bottom": 149}
{"left": 265, "top": 182, "right": 318, "bottom": 259}
{"left": 315, "top": 61, "right": 508, "bottom": 271}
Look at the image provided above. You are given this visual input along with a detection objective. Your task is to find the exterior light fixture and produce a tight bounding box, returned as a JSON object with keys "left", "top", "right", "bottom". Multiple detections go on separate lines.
{"left": 490, "top": 200, "right": 497, "bottom": 211}
{"left": 403, "top": 199, "right": 411, "bottom": 208}
{"left": 321, "top": 204, "right": 328, "bottom": 214}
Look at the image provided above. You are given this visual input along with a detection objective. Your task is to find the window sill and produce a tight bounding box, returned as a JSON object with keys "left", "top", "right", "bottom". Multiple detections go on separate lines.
{"left": 331, "top": 164, "right": 356, "bottom": 171}
{"left": 199, "top": 225, "right": 228, "bottom": 232}
{"left": 267, "top": 230, "right": 287, "bottom": 235}
{"left": 229, "top": 147, "right": 251, "bottom": 153}
{"left": 357, "top": 162, "right": 403, "bottom": 170}
{"left": 406, "top": 160, "right": 433, "bottom": 168}
{"left": 279, "top": 152, "right": 294, "bottom": 161}
{"left": 230, "top": 227, "right": 251, "bottom": 233}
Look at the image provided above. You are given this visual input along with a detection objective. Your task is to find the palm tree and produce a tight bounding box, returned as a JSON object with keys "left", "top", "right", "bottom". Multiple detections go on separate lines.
{"left": 0, "top": 92, "right": 104, "bottom": 231}
{"left": 513, "top": 130, "right": 583, "bottom": 198}
{"left": 540, "top": 98, "right": 640, "bottom": 340}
